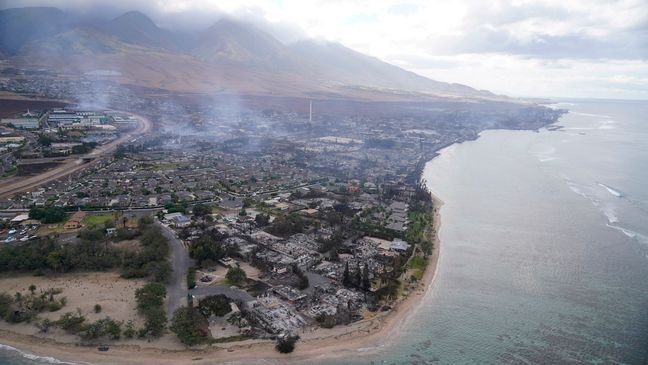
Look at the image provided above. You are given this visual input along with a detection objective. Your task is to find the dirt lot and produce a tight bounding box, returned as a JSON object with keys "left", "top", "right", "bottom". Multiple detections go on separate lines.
{"left": 0, "top": 272, "right": 146, "bottom": 325}
{"left": 0, "top": 96, "right": 67, "bottom": 118}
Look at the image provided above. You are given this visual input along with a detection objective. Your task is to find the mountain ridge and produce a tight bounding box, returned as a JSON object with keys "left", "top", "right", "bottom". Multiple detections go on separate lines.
{"left": 0, "top": 7, "right": 501, "bottom": 101}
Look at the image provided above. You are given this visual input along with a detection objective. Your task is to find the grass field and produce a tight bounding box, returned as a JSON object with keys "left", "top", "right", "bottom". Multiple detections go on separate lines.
{"left": 82, "top": 214, "right": 115, "bottom": 227}
{"left": 408, "top": 255, "right": 427, "bottom": 281}
{"left": 35, "top": 223, "right": 67, "bottom": 236}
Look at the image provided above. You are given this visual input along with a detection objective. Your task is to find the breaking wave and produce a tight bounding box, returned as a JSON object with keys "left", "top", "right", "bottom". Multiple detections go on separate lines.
{"left": 571, "top": 111, "right": 612, "bottom": 118}
{"left": 606, "top": 224, "right": 648, "bottom": 246}
{"left": 598, "top": 183, "right": 623, "bottom": 197}
{"left": 0, "top": 344, "right": 80, "bottom": 365}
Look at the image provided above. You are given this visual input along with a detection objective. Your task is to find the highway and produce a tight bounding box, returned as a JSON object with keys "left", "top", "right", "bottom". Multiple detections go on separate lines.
{"left": 0, "top": 112, "right": 152, "bottom": 199}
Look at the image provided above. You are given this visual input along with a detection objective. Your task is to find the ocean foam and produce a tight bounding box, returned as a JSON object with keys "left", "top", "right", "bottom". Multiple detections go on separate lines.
{"left": 531, "top": 145, "right": 556, "bottom": 162}
{"left": 571, "top": 111, "right": 612, "bottom": 118}
{"left": 564, "top": 179, "right": 603, "bottom": 208}
{"left": 606, "top": 224, "right": 648, "bottom": 246}
{"left": 602, "top": 207, "right": 619, "bottom": 224}
{"left": 598, "top": 183, "right": 623, "bottom": 197}
{"left": 0, "top": 344, "right": 80, "bottom": 365}
{"left": 598, "top": 120, "right": 617, "bottom": 130}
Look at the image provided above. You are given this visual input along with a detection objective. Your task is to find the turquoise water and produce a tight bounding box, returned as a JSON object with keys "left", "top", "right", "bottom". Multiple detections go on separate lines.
{"left": 2, "top": 99, "right": 647, "bottom": 364}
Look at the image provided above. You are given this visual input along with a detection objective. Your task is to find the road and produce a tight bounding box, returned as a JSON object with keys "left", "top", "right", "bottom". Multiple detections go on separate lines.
{"left": 157, "top": 221, "right": 194, "bottom": 318}
{"left": 190, "top": 285, "right": 255, "bottom": 303}
{"left": 0, "top": 112, "right": 153, "bottom": 199}
{"left": 158, "top": 220, "right": 256, "bottom": 319}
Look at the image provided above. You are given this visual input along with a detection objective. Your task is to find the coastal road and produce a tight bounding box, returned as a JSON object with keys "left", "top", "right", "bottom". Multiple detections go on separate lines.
{"left": 157, "top": 221, "right": 194, "bottom": 318}
{"left": 0, "top": 112, "right": 153, "bottom": 199}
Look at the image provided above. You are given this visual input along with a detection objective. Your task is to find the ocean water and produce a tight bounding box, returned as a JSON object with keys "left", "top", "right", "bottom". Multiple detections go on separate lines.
{"left": 312, "top": 99, "right": 648, "bottom": 365}
{"left": 2, "top": 99, "right": 648, "bottom": 364}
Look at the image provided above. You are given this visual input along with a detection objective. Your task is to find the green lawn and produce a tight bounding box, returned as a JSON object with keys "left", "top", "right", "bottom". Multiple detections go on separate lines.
{"left": 408, "top": 255, "right": 427, "bottom": 270}
{"left": 1, "top": 166, "right": 17, "bottom": 178}
{"left": 82, "top": 214, "right": 115, "bottom": 227}
{"left": 408, "top": 255, "right": 428, "bottom": 281}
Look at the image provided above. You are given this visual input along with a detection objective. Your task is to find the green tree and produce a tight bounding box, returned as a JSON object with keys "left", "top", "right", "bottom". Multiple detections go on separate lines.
{"left": 226, "top": 267, "right": 247, "bottom": 286}
{"left": 135, "top": 283, "right": 166, "bottom": 312}
{"left": 342, "top": 262, "right": 350, "bottom": 286}
{"left": 134, "top": 283, "right": 167, "bottom": 338}
{"left": 197, "top": 295, "right": 231, "bottom": 317}
{"left": 0, "top": 293, "right": 12, "bottom": 319}
{"left": 362, "top": 264, "right": 370, "bottom": 290}
{"left": 28, "top": 207, "right": 66, "bottom": 223}
{"left": 38, "top": 134, "right": 52, "bottom": 147}
{"left": 275, "top": 335, "right": 298, "bottom": 353}
{"left": 192, "top": 204, "right": 211, "bottom": 217}
{"left": 254, "top": 213, "right": 270, "bottom": 227}
{"left": 169, "top": 306, "right": 211, "bottom": 346}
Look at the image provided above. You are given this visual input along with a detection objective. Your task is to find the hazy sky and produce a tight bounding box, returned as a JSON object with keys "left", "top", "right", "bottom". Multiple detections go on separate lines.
{"left": 3, "top": 0, "right": 647, "bottom": 99}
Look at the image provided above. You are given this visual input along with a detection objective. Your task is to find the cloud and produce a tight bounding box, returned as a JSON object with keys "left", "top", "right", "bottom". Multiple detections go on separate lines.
{"left": 1, "top": 0, "right": 647, "bottom": 98}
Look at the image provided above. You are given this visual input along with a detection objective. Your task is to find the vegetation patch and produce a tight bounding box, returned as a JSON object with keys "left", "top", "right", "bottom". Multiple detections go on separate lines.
{"left": 82, "top": 214, "right": 115, "bottom": 227}
{"left": 170, "top": 306, "right": 212, "bottom": 346}
{"left": 134, "top": 282, "right": 167, "bottom": 338}
{"left": 0, "top": 286, "right": 67, "bottom": 324}
{"left": 187, "top": 267, "right": 197, "bottom": 289}
{"left": 28, "top": 207, "right": 67, "bottom": 223}
{"left": 0, "top": 217, "right": 169, "bottom": 284}
{"left": 225, "top": 267, "right": 247, "bottom": 286}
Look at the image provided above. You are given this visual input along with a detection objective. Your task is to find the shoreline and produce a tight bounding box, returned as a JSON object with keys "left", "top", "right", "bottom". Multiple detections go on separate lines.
{"left": 0, "top": 187, "right": 444, "bottom": 365}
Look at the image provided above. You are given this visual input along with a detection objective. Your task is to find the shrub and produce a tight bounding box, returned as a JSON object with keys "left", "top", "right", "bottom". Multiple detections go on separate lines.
{"left": 275, "top": 335, "right": 298, "bottom": 353}
{"left": 225, "top": 267, "right": 246, "bottom": 286}
{"left": 142, "top": 307, "right": 166, "bottom": 338}
{"left": 170, "top": 306, "right": 212, "bottom": 346}
{"left": 28, "top": 207, "right": 67, "bottom": 223}
{"left": 0, "top": 293, "right": 12, "bottom": 318}
{"left": 135, "top": 283, "right": 167, "bottom": 338}
{"left": 78, "top": 317, "right": 122, "bottom": 340}
{"left": 37, "top": 318, "right": 53, "bottom": 333}
{"left": 56, "top": 311, "right": 87, "bottom": 334}
{"left": 47, "top": 301, "right": 63, "bottom": 312}
{"left": 123, "top": 320, "right": 136, "bottom": 339}
{"left": 197, "top": 295, "right": 231, "bottom": 318}
{"left": 187, "top": 267, "right": 196, "bottom": 289}
{"left": 135, "top": 283, "right": 166, "bottom": 312}
{"left": 315, "top": 314, "right": 336, "bottom": 328}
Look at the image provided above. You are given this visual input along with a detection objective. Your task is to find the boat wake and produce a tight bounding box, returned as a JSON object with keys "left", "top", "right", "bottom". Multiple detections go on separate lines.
{"left": 598, "top": 183, "right": 623, "bottom": 198}
{"left": 563, "top": 177, "right": 648, "bottom": 250}
{"left": 606, "top": 224, "right": 648, "bottom": 246}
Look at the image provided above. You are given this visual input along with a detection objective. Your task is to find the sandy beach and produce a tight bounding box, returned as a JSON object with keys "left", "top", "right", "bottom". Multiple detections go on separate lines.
{"left": 0, "top": 195, "right": 444, "bottom": 365}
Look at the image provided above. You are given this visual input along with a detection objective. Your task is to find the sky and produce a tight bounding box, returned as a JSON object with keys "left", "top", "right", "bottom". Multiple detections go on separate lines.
{"left": 2, "top": 0, "right": 647, "bottom": 99}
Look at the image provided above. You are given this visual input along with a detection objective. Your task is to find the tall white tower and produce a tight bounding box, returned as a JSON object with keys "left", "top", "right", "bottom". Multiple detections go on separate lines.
{"left": 309, "top": 100, "right": 313, "bottom": 123}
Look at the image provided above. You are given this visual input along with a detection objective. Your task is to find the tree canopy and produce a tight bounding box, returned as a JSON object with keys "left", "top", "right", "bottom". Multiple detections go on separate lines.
{"left": 226, "top": 266, "right": 247, "bottom": 286}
